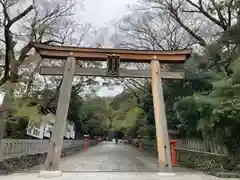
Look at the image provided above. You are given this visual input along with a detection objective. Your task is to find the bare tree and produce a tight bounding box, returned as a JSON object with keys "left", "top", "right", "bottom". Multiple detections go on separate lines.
{"left": 23, "top": 23, "right": 105, "bottom": 97}
{"left": 111, "top": 8, "right": 195, "bottom": 92}
{"left": 142, "top": 0, "right": 237, "bottom": 46}
{"left": 36, "top": 24, "right": 107, "bottom": 110}
{"left": 0, "top": 0, "right": 75, "bottom": 91}
{"left": 0, "top": 0, "right": 76, "bottom": 160}
{"left": 112, "top": 10, "right": 196, "bottom": 50}
{"left": 110, "top": 0, "right": 238, "bottom": 93}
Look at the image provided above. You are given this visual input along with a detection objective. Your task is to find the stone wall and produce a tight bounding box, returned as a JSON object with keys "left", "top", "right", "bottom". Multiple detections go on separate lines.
{"left": 0, "top": 141, "right": 96, "bottom": 174}
{"left": 176, "top": 149, "right": 240, "bottom": 178}
{"left": 131, "top": 139, "right": 240, "bottom": 177}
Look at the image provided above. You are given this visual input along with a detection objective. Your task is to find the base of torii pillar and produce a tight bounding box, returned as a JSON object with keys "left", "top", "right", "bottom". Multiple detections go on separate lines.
{"left": 156, "top": 172, "right": 176, "bottom": 176}
{"left": 39, "top": 170, "right": 62, "bottom": 178}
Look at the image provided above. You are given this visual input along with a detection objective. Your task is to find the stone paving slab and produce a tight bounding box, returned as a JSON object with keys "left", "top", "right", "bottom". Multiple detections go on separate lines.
{"left": 1, "top": 172, "right": 239, "bottom": 180}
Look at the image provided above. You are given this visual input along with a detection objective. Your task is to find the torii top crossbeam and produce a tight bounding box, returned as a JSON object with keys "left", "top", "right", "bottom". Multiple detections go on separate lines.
{"left": 34, "top": 43, "right": 192, "bottom": 63}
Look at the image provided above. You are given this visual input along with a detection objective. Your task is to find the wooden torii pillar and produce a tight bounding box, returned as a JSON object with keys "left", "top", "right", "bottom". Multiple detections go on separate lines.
{"left": 151, "top": 59, "right": 172, "bottom": 171}
{"left": 33, "top": 43, "right": 191, "bottom": 175}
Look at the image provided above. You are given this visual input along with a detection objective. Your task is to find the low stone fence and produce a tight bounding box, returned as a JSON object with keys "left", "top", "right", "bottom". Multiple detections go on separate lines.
{"left": 176, "top": 149, "right": 240, "bottom": 178}
{"left": 0, "top": 139, "right": 97, "bottom": 174}
{"left": 1, "top": 139, "right": 86, "bottom": 161}
{"left": 175, "top": 139, "right": 240, "bottom": 175}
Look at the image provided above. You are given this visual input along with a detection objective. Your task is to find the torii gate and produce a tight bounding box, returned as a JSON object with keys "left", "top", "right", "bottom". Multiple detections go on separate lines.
{"left": 33, "top": 43, "right": 191, "bottom": 176}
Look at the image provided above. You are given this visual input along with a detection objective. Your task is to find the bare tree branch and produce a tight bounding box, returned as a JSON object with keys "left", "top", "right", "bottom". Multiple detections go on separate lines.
{"left": 185, "top": 0, "right": 228, "bottom": 30}
{"left": 6, "top": 5, "right": 34, "bottom": 28}
{"left": 0, "top": 0, "right": 10, "bottom": 22}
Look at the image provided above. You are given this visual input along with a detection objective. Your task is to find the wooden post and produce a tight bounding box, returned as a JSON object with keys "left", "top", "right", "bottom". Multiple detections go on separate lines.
{"left": 44, "top": 56, "right": 76, "bottom": 171}
{"left": 138, "top": 135, "right": 142, "bottom": 152}
{"left": 150, "top": 60, "right": 172, "bottom": 172}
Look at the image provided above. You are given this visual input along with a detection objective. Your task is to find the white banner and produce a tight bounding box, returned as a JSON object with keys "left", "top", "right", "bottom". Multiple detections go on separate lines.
{"left": 26, "top": 121, "right": 44, "bottom": 139}
{"left": 43, "top": 123, "right": 53, "bottom": 138}
{"left": 70, "top": 124, "right": 75, "bottom": 139}
{"left": 64, "top": 120, "right": 71, "bottom": 139}
{"left": 26, "top": 113, "right": 76, "bottom": 139}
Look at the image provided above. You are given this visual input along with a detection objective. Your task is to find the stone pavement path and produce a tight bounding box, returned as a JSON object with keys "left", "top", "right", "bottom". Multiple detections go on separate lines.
{"left": 1, "top": 142, "right": 238, "bottom": 180}
{"left": 59, "top": 141, "right": 159, "bottom": 172}
{"left": 2, "top": 172, "right": 239, "bottom": 180}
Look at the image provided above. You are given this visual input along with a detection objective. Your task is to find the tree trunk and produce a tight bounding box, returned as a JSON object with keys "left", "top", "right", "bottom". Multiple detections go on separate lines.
{"left": 0, "top": 81, "right": 14, "bottom": 174}
{"left": 0, "top": 45, "right": 19, "bottom": 161}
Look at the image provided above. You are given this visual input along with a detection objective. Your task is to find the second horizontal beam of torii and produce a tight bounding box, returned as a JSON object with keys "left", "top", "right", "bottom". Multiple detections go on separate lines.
{"left": 39, "top": 66, "right": 184, "bottom": 79}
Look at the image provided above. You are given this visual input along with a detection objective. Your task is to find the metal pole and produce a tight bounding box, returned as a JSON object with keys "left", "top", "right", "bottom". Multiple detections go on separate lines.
{"left": 150, "top": 60, "right": 172, "bottom": 172}
{"left": 44, "top": 56, "right": 76, "bottom": 171}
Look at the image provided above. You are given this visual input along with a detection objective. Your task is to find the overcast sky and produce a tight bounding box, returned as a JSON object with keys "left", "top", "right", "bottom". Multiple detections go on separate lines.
{"left": 79, "top": 0, "right": 138, "bottom": 97}
{"left": 78, "top": 0, "right": 137, "bottom": 27}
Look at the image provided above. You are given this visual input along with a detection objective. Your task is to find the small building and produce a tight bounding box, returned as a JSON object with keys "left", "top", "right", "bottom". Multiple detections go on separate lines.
{"left": 168, "top": 130, "right": 180, "bottom": 140}
{"left": 26, "top": 107, "right": 75, "bottom": 139}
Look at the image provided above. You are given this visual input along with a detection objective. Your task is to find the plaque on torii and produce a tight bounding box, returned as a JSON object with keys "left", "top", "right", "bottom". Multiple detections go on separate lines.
{"left": 33, "top": 43, "right": 191, "bottom": 173}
